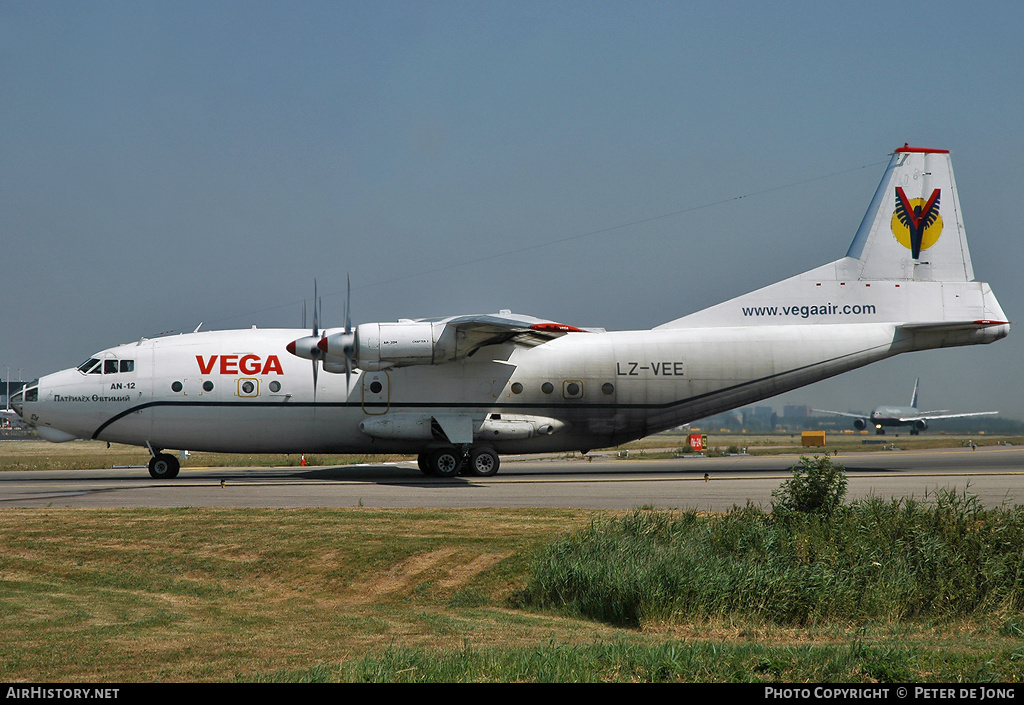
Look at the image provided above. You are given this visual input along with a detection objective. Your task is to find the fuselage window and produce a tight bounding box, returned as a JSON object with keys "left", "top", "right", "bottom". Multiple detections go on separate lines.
{"left": 120, "top": 360, "right": 135, "bottom": 373}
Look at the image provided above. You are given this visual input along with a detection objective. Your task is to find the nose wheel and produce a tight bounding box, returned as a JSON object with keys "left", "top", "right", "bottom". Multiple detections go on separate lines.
{"left": 148, "top": 453, "right": 180, "bottom": 479}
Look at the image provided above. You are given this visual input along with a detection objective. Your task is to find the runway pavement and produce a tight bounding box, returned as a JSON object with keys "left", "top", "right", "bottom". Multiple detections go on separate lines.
{"left": 1, "top": 444, "right": 1022, "bottom": 511}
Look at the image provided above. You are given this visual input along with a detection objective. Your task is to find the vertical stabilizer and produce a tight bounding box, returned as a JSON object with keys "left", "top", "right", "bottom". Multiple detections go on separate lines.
{"left": 847, "top": 146, "right": 973, "bottom": 282}
{"left": 911, "top": 378, "right": 919, "bottom": 409}
{"left": 657, "top": 145, "right": 1007, "bottom": 333}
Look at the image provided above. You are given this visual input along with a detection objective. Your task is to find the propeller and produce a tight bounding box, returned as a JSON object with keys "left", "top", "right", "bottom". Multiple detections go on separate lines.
{"left": 287, "top": 278, "right": 361, "bottom": 398}
{"left": 319, "top": 274, "right": 357, "bottom": 389}
{"left": 285, "top": 280, "right": 325, "bottom": 400}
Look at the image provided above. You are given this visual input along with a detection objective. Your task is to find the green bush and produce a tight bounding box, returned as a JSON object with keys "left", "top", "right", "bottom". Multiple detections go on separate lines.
{"left": 771, "top": 455, "right": 848, "bottom": 517}
{"left": 522, "top": 487, "right": 1024, "bottom": 628}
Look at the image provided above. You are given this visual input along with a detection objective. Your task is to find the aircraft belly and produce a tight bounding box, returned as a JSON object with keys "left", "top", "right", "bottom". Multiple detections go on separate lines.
{"left": 139, "top": 404, "right": 366, "bottom": 453}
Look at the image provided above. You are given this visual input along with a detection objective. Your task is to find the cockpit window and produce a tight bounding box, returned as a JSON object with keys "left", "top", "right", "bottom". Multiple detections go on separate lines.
{"left": 77, "top": 357, "right": 135, "bottom": 374}
{"left": 78, "top": 358, "right": 101, "bottom": 374}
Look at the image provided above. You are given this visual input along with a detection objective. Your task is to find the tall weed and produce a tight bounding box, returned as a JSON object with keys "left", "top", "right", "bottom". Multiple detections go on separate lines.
{"left": 523, "top": 458, "right": 1024, "bottom": 628}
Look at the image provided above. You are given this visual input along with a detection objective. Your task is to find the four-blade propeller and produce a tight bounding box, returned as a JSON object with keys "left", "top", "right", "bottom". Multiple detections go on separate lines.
{"left": 286, "top": 278, "right": 357, "bottom": 399}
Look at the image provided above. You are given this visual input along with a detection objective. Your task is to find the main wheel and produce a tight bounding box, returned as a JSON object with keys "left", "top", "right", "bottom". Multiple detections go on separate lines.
{"left": 148, "top": 453, "right": 180, "bottom": 479}
{"left": 466, "top": 447, "right": 500, "bottom": 477}
{"left": 428, "top": 447, "right": 461, "bottom": 478}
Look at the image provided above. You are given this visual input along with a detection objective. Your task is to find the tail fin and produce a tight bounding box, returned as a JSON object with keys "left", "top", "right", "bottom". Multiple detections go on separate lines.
{"left": 910, "top": 377, "right": 919, "bottom": 409}
{"left": 658, "top": 145, "right": 1008, "bottom": 334}
{"left": 846, "top": 145, "right": 973, "bottom": 282}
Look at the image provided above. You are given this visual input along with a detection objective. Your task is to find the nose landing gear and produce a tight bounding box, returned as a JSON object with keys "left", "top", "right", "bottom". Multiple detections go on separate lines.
{"left": 145, "top": 442, "right": 181, "bottom": 479}
{"left": 148, "top": 453, "right": 180, "bottom": 479}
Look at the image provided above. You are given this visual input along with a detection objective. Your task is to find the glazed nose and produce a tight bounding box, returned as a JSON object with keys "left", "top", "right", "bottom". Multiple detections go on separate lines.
{"left": 9, "top": 380, "right": 37, "bottom": 418}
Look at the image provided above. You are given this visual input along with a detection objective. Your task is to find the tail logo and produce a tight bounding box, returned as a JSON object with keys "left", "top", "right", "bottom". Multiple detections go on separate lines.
{"left": 891, "top": 187, "right": 942, "bottom": 258}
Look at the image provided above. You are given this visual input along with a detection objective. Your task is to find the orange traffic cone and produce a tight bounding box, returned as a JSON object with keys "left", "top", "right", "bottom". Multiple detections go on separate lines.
{"left": 301, "top": 454, "right": 306, "bottom": 466}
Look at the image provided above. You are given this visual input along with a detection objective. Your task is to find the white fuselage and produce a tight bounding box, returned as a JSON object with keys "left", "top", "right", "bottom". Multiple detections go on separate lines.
{"left": 24, "top": 319, "right": 1005, "bottom": 455}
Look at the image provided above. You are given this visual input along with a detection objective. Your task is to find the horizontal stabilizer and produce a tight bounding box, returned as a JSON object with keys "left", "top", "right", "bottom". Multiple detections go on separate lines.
{"left": 897, "top": 319, "right": 1009, "bottom": 332}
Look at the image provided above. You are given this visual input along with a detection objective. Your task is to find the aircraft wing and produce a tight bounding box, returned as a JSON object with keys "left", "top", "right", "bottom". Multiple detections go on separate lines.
{"left": 313, "top": 310, "right": 597, "bottom": 371}
{"left": 438, "top": 313, "right": 592, "bottom": 357}
{"left": 812, "top": 409, "right": 866, "bottom": 419}
{"left": 896, "top": 411, "right": 999, "bottom": 422}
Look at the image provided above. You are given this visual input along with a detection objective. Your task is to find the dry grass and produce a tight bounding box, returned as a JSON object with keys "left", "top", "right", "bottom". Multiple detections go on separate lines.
{"left": 0, "top": 506, "right": 639, "bottom": 681}
{"left": 2, "top": 506, "right": 1021, "bottom": 682}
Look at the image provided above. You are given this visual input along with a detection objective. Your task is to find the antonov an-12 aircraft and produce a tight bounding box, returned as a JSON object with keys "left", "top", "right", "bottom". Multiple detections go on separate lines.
{"left": 813, "top": 378, "right": 998, "bottom": 435}
{"left": 10, "top": 146, "right": 1009, "bottom": 478}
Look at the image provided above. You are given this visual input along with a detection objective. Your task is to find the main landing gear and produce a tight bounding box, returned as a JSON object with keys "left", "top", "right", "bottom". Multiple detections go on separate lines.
{"left": 417, "top": 445, "right": 500, "bottom": 478}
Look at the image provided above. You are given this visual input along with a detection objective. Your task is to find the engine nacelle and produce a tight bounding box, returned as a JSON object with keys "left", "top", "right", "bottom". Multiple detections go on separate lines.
{"left": 322, "top": 359, "right": 351, "bottom": 374}
{"left": 353, "top": 321, "right": 457, "bottom": 370}
{"left": 913, "top": 419, "right": 928, "bottom": 431}
{"left": 853, "top": 418, "right": 867, "bottom": 430}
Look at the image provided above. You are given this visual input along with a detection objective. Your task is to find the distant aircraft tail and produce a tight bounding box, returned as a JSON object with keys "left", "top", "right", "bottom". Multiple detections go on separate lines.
{"left": 910, "top": 377, "right": 919, "bottom": 409}
{"left": 659, "top": 145, "right": 1009, "bottom": 342}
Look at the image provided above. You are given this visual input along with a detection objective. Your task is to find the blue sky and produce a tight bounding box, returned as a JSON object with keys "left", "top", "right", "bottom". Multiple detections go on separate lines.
{"left": 3, "top": 1, "right": 1023, "bottom": 419}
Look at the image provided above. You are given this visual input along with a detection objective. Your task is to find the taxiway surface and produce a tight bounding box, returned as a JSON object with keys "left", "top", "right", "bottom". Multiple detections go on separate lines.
{"left": 1, "top": 445, "right": 1022, "bottom": 511}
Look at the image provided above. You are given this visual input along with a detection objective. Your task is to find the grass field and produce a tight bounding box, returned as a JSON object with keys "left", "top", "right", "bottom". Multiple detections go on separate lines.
{"left": 2, "top": 439, "right": 1023, "bottom": 682}
{"left": 2, "top": 505, "right": 1023, "bottom": 683}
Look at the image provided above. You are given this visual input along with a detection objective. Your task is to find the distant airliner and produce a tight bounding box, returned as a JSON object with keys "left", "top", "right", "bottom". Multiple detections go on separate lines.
{"left": 10, "top": 145, "right": 1009, "bottom": 478}
{"left": 814, "top": 378, "right": 998, "bottom": 435}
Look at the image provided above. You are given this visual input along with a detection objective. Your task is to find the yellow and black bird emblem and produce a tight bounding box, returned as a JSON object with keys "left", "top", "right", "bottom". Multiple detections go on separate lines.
{"left": 891, "top": 187, "right": 942, "bottom": 259}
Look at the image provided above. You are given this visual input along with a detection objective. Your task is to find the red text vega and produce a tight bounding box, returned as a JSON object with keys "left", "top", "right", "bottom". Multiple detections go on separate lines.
{"left": 196, "top": 355, "right": 284, "bottom": 375}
